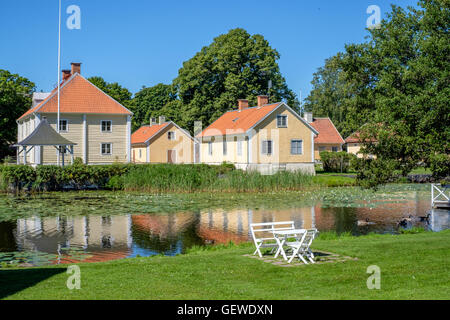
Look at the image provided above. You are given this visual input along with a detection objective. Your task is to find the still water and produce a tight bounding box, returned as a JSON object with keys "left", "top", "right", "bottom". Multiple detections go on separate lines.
{"left": 0, "top": 185, "right": 448, "bottom": 266}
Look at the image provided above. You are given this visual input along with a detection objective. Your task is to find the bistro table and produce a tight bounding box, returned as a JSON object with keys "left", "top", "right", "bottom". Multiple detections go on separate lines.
{"left": 272, "top": 229, "right": 307, "bottom": 261}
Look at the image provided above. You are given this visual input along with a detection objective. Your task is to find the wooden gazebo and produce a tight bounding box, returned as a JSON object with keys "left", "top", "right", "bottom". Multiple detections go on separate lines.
{"left": 14, "top": 118, "right": 76, "bottom": 166}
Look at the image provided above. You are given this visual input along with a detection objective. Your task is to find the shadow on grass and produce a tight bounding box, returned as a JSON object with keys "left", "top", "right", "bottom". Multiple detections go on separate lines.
{"left": 0, "top": 268, "right": 66, "bottom": 299}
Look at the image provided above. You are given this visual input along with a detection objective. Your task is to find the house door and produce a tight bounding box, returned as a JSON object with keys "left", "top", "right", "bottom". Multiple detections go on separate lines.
{"left": 168, "top": 150, "right": 176, "bottom": 163}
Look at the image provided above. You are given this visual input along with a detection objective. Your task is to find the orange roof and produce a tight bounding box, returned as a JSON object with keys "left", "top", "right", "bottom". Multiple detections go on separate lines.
{"left": 197, "top": 103, "right": 284, "bottom": 137}
{"left": 345, "top": 130, "right": 377, "bottom": 143}
{"left": 131, "top": 123, "right": 170, "bottom": 144}
{"left": 18, "top": 73, "right": 132, "bottom": 120}
{"left": 310, "top": 118, "right": 345, "bottom": 145}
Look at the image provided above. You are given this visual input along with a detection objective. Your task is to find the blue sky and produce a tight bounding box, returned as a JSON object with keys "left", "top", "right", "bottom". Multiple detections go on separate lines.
{"left": 0, "top": 0, "right": 418, "bottom": 99}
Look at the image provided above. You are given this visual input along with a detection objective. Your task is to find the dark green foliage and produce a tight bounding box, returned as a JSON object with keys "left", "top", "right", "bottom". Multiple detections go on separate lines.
{"left": 352, "top": 158, "right": 397, "bottom": 190}
{"left": 0, "top": 70, "right": 35, "bottom": 160}
{"left": 87, "top": 76, "right": 132, "bottom": 107}
{"left": 429, "top": 154, "right": 450, "bottom": 180}
{"left": 306, "top": 1, "right": 450, "bottom": 187}
{"left": 173, "top": 28, "right": 299, "bottom": 131}
{"left": 320, "top": 151, "right": 356, "bottom": 173}
{"left": 128, "top": 83, "right": 177, "bottom": 131}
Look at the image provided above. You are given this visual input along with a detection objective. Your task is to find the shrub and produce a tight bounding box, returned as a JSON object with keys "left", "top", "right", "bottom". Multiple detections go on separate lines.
{"left": 320, "top": 151, "right": 356, "bottom": 173}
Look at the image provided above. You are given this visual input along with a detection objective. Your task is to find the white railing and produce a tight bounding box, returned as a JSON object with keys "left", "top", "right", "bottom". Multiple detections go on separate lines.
{"left": 431, "top": 184, "right": 450, "bottom": 208}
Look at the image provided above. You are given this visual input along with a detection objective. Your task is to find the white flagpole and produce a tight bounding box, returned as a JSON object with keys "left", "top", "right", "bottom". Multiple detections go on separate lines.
{"left": 57, "top": 0, "right": 61, "bottom": 133}
{"left": 57, "top": 0, "right": 61, "bottom": 166}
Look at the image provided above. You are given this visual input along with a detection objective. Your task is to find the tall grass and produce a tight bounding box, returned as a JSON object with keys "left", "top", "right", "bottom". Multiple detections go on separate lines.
{"left": 121, "top": 164, "right": 318, "bottom": 193}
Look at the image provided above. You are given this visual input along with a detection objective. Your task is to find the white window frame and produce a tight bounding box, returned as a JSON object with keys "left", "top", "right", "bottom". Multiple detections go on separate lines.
{"left": 276, "top": 114, "right": 288, "bottom": 128}
{"left": 59, "top": 119, "right": 69, "bottom": 132}
{"left": 168, "top": 131, "right": 176, "bottom": 140}
{"left": 208, "top": 141, "right": 213, "bottom": 156}
{"left": 100, "top": 120, "right": 112, "bottom": 133}
{"left": 332, "top": 146, "right": 339, "bottom": 152}
{"left": 100, "top": 143, "right": 113, "bottom": 156}
{"left": 291, "top": 139, "right": 303, "bottom": 155}
{"left": 237, "top": 140, "right": 243, "bottom": 156}
{"left": 261, "top": 140, "right": 273, "bottom": 156}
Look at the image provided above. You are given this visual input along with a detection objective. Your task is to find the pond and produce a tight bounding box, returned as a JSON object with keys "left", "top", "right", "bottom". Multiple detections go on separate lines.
{"left": 0, "top": 184, "right": 448, "bottom": 267}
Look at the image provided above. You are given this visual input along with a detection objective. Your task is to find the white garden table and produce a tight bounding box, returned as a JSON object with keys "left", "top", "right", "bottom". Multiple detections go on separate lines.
{"left": 272, "top": 229, "right": 307, "bottom": 261}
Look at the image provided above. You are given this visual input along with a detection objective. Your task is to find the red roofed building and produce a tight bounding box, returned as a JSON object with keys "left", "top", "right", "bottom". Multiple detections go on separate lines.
{"left": 16, "top": 63, "right": 133, "bottom": 165}
{"left": 306, "top": 114, "right": 345, "bottom": 161}
{"left": 196, "top": 96, "right": 319, "bottom": 174}
{"left": 131, "top": 117, "right": 197, "bottom": 163}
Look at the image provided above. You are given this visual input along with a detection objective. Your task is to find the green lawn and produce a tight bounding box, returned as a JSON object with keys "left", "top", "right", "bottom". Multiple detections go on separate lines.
{"left": 1, "top": 230, "right": 449, "bottom": 300}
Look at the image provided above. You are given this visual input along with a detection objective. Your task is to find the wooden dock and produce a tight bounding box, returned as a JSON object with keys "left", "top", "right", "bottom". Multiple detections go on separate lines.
{"left": 432, "top": 184, "right": 450, "bottom": 209}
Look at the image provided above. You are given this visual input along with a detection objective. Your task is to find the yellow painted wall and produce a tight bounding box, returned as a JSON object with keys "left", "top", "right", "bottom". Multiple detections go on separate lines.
{"left": 86, "top": 115, "right": 128, "bottom": 164}
{"left": 252, "top": 105, "right": 314, "bottom": 164}
{"left": 314, "top": 144, "right": 342, "bottom": 160}
{"left": 199, "top": 135, "right": 249, "bottom": 164}
{"left": 149, "top": 123, "right": 194, "bottom": 163}
{"left": 132, "top": 145, "right": 147, "bottom": 163}
{"left": 132, "top": 123, "right": 194, "bottom": 164}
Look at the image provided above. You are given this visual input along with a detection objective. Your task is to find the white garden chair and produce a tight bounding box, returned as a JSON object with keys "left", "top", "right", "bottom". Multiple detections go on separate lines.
{"left": 286, "top": 228, "right": 318, "bottom": 264}
{"left": 250, "top": 221, "right": 295, "bottom": 258}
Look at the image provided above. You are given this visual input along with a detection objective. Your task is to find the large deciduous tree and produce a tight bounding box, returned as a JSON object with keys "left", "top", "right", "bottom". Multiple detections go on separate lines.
{"left": 128, "top": 83, "right": 176, "bottom": 131}
{"left": 88, "top": 76, "right": 132, "bottom": 108}
{"left": 0, "top": 70, "right": 35, "bottom": 159}
{"left": 173, "top": 28, "right": 298, "bottom": 130}
{"left": 307, "top": 0, "right": 449, "bottom": 186}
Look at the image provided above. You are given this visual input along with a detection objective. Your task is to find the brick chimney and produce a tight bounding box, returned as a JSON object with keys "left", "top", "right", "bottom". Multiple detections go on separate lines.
{"left": 238, "top": 99, "right": 249, "bottom": 111}
{"left": 257, "top": 95, "right": 269, "bottom": 107}
{"left": 62, "top": 69, "right": 71, "bottom": 81}
{"left": 159, "top": 116, "right": 166, "bottom": 125}
{"left": 71, "top": 62, "right": 81, "bottom": 75}
{"left": 150, "top": 117, "right": 157, "bottom": 126}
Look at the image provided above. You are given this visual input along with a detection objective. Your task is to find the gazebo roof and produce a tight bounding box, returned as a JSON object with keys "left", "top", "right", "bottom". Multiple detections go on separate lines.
{"left": 15, "top": 118, "right": 77, "bottom": 147}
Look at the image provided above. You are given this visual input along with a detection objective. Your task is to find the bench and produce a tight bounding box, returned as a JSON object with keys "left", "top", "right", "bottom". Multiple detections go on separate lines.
{"left": 250, "top": 221, "right": 295, "bottom": 257}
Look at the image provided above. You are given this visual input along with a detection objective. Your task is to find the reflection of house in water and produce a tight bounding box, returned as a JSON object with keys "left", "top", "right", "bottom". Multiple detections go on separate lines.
{"left": 198, "top": 207, "right": 317, "bottom": 244}
{"left": 15, "top": 215, "right": 132, "bottom": 263}
{"left": 131, "top": 213, "right": 204, "bottom": 255}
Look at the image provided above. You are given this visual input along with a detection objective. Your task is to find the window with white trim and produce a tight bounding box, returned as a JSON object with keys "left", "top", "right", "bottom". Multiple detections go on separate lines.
{"left": 101, "top": 120, "right": 112, "bottom": 133}
{"left": 291, "top": 140, "right": 303, "bottom": 155}
{"left": 59, "top": 119, "right": 68, "bottom": 132}
{"left": 208, "top": 141, "right": 213, "bottom": 156}
{"left": 277, "top": 115, "right": 287, "bottom": 128}
{"left": 101, "top": 143, "right": 112, "bottom": 155}
{"left": 237, "top": 140, "right": 242, "bottom": 156}
{"left": 261, "top": 140, "right": 273, "bottom": 155}
{"left": 168, "top": 131, "right": 176, "bottom": 140}
{"left": 332, "top": 146, "right": 339, "bottom": 152}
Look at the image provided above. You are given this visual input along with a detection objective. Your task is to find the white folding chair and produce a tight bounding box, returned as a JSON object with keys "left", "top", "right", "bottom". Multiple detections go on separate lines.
{"left": 250, "top": 221, "right": 295, "bottom": 258}
{"left": 286, "top": 229, "right": 318, "bottom": 264}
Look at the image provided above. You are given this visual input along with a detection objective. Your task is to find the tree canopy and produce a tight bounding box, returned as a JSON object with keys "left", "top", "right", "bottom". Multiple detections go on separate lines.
{"left": 128, "top": 83, "right": 176, "bottom": 131}
{"left": 173, "top": 28, "right": 298, "bottom": 131}
{"left": 0, "top": 70, "right": 35, "bottom": 159}
{"left": 306, "top": 0, "right": 450, "bottom": 185}
{"left": 88, "top": 76, "right": 133, "bottom": 108}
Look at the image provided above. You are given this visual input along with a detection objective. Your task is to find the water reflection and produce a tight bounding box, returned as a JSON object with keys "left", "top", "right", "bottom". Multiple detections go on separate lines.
{"left": 0, "top": 196, "right": 448, "bottom": 266}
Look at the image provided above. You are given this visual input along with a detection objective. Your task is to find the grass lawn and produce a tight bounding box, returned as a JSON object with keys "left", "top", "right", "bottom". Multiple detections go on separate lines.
{"left": 1, "top": 230, "right": 449, "bottom": 300}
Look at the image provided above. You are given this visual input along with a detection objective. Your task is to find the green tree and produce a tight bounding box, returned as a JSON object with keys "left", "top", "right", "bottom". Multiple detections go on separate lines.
{"left": 88, "top": 76, "right": 132, "bottom": 107}
{"left": 173, "top": 28, "right": 298, "bottom": 131}
{"left": 128, "top": 83, "right": 176, "bottom": 131}
{"left": 0, "top": 70, "right": 35, "bottom": 159}
{"left": 307, "top": 0, "right": 449, "bottom": 187}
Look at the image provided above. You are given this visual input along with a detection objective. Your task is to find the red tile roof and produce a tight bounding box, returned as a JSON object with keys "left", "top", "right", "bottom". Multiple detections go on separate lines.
{"left": 131, "top": 123, "right": 170, "bottom": 145}
{"left": 18, "top": 73, "right": 132, "bottom": 120}
{"left": 345, "top": 130, "right": 377, "bottom": 143}
{"left": 310, "top": 118, "right": 345, "bottom": 145}
{"left": 197, "top": 103, "right": 283, "bottom": 137}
